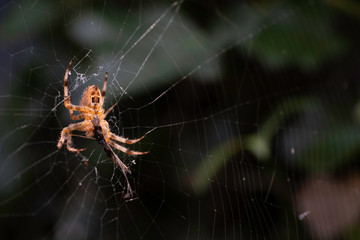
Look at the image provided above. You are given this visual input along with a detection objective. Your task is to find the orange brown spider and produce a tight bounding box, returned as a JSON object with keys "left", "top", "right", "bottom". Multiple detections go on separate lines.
{"left": 57, "top": 59, "right": 149, "bottom": 177}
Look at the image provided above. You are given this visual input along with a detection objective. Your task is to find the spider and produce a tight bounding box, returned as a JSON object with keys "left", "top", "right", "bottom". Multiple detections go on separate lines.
{"left": 57, "top": 59, "right": 149, "bottom": 177}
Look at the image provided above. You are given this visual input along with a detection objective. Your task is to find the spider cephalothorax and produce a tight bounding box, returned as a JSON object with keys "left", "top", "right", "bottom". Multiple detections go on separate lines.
{"left": 57, "top": 59, "right": 148, "bottom": 181}
{"left": 80, "top": 85, "right": 103, "bottom": 110}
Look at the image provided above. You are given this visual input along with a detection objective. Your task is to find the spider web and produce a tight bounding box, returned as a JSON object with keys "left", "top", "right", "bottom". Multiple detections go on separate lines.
{"left": 0, "top": 0, "right": 359, "bottom": 239}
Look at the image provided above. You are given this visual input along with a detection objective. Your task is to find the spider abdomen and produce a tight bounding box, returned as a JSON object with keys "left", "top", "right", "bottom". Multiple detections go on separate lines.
{"left": 93, "top": 121, "right": 112, "bottom": 158}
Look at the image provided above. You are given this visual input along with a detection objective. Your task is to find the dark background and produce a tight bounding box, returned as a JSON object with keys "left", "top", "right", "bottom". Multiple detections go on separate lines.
{"left": 1, "top": 0, "right": 360, "bottom": 239}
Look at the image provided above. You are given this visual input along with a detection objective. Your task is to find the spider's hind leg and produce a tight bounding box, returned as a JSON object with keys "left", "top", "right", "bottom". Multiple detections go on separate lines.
{"left": 66, "top": 134, "right": 87, "bottom": 153}
{"left": 110, "top": 132, "right": 147, "bottom": 145}
{"left": 57, "top": 122, "right": 88, "bottom": 154}
{"left": 109, "top": 140, "right": 149, "bottom": 156}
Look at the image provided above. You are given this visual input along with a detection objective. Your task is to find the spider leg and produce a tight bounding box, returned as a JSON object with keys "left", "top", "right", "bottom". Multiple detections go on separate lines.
{"left": 63, "top": 60, "right": 94, "bottom": 117}
{"left": 110, "top": 132, "right": 147, "bottom": 145}
{"left": 104, "top": 101, "right": 118, "bottom": 118}
{"left": 66, "top": 104, "right": 85, "bottom": 120}
{"left": 101, "top": 141, "right": 133, "bottom": 196}
{"left": 63, "top": 59, "right": 72, "bottom": 103}
{"left": 101, "top": 72, "right": 108, "bottom": 98}
{"left": 66, "top": 134, "right": 87, "bottom": 153}
{"left": 70, "top": 114, "right": 85, "bottom": 120}
{"left": 63, "top": 60, "right": 76, "bottom": 117}
{"left": 110, "top": 150, "right": 133, "bottom": 198}
{"left": 109, "top": 140, "right": 149, "bottom": 155}
{"left": 57, "top": 122, "right": 88, "bottom": 153}
{"left": 106, "top": 144, "right": 131, "bottom": 174}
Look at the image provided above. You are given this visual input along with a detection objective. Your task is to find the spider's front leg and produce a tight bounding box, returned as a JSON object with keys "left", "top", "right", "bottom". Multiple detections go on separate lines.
{"left": 63, "top": 60, "right": 92, "bottom": 120}
{"left": 57, "top": 122, "right": 90, "bottom": 153}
